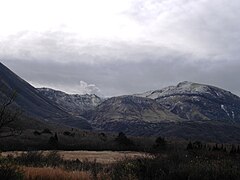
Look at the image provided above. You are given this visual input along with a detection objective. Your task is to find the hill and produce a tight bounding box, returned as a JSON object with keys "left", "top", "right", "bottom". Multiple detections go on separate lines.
{"left": 0, "top": 62, "right": 91, "bottom": 129}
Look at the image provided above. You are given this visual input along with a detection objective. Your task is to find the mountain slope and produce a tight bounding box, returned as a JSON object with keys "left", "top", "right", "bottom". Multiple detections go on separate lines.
{"left": 135, "top": 81, "right": 240, "bottom": 122}
{"left": 87, "top": 93, "right": 240, "bottom": 142}
{"left": 0, "top": 62, "right": 91, "bottom": 129}
{"left": 37, "top": 88, "right": 102, "bottom": 115}
{"left": 90, "top": 95, "right": 184, "bottom": 131}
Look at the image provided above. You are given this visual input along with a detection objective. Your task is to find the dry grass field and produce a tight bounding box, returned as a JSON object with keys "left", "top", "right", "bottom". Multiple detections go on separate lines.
{"left": 0, "top": 151, "right": 147, "bottom": 179}
{"left": 1, "top": 150, "right": 148, "bottom": 164}
{"left": 23, "top": 167, "right": 92, "bottom": 180}
{"left": 58, "top": 151, "right": 148, "bottom": 164}
{"left": 2, "top": 143, "right": 240, "bottom": 179}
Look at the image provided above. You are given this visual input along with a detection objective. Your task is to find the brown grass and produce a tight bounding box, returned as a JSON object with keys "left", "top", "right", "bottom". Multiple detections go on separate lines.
{"left": 58, "top": 151, "right": 148, "bottom": 164}
{"left": 1, "top": 150, "right": 148, "bottom": 164}
{"left": 23, "top": 167, "right": 91, "bottom": 180}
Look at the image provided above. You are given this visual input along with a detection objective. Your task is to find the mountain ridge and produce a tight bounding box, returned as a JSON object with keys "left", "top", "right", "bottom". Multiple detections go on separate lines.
{"left": 37, "top": 87, "right": 102, "bottom": 116}
{"left": 0, "top": 62, "right": 91, "bottom": 129}
{"left": 134, "top": 81, "right": 240, "bottom": 122}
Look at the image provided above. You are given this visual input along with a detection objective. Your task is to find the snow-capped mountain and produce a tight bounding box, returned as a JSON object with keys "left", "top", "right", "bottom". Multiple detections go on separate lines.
{"left": 135, "top": 81, "right": 240, "bottom": 122}
{"left": 85, "top": 82, "right": 240, "bottom": 141}
{"left": 4, "top": 59, "right": 240, "bottom": 142}
{"left": 135, "top": 81, "right": 236, "bottom": 99}
{"left": 37, "top": 88, "right": 103, "bottom": 116}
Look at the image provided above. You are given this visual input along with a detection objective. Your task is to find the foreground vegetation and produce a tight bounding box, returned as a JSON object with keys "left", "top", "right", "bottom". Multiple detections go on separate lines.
{"left": 1, "top": 138, "right": 240, "bottom": 180}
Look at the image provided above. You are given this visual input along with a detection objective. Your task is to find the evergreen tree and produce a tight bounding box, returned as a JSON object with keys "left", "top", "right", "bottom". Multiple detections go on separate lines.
{"left": 230, "top": 145, "right": 237, "bottom": 154}
{"left": 187, "top": 142, "right": 193, "bottom": 150}
{"left": 54, "top": 132, "right": 58, "bottom": 141}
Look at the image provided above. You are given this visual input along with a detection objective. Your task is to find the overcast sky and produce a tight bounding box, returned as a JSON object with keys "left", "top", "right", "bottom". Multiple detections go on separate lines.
{"left": 0, "top": 0, "right": 240, "bottom": 97}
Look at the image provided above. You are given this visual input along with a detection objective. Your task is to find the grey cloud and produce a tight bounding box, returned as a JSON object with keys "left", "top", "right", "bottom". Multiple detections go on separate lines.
{"left": 1, "top": 0, "right": 240, "bottom": 97}
{"left": 2, "top": 56, "right": 240, "bottom": 97}
{"left": 0, "top": 30, "right": 188, "bottom": 65}
{"left": 78, "top": 81, "right": 101, "bottom": 95}
{"left": 1, "top": 0, "right": 240, "bottom": 64}
{"left": 127, "top": 0, "right": 240, "bottom": 59}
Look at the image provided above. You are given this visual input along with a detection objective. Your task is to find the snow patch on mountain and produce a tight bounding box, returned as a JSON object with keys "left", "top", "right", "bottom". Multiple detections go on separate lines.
{"left": 134, "top": 81, "right": 233, "bottom": 100}
{"left": 221, "top": 104, "right": 230, "bottom": 117}
{"left": 38, "top": 88, "right": 103, "bottom": 115}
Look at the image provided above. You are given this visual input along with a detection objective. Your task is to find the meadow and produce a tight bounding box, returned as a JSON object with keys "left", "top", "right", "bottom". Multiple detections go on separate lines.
{"left": 1, "top": 137, "right": 240, "bottom": 180}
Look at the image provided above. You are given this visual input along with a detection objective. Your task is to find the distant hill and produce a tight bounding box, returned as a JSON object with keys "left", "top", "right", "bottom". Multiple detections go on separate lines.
{"left": 0, "top": 62, "right": 91, "bottom": 129}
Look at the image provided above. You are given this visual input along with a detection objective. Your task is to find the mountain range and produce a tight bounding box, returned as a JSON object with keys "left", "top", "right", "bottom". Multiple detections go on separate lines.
{"left": 2, "top": 62, "right": 240, "bottom": 142}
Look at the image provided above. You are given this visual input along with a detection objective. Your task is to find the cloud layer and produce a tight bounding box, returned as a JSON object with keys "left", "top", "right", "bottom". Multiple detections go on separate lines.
{"left": 2, "top": 58, "right": 240, "bottom": 97}
{"left": 0, "top": 0, "right": 240, "bottom": 96}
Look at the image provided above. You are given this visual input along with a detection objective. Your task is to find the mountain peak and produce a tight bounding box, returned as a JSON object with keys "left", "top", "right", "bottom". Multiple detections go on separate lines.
{"left": 176, "top": 81, "right": 193, "bottom": 87}
{"left": 176, "top": 81, "right": 207, "bottom": 88}
{"left": 134, "top": 81, "right": 240, "bottom": 122}
{"left": 136, "top": 81, "right": 234, "bottom": 100}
